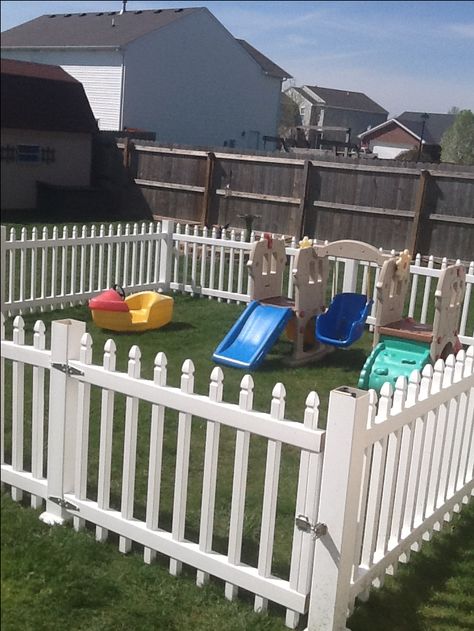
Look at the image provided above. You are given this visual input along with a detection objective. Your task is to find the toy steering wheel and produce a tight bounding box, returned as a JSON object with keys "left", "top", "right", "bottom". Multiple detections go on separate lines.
{"left": 113, "top": 284, "right": 126, "bottom": 300}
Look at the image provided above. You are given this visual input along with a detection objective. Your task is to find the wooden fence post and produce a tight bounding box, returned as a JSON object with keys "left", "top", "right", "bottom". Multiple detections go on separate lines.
{"left": 40, "top": 318, "right": 86, "bottom": 525}
{"left": 409, "top": 169, "right": 430, "bottom": 256}
{"left": 307, "top": 386, "right": 370, "bottom": 631}
{"left": 298, "top": 160, "right": 312, "bottom": 239}
{"left": 158, "top": 219, "right": 175, "bottom": 292}
{"left": 201, "top": 151, "right": 216, "bottom": 226}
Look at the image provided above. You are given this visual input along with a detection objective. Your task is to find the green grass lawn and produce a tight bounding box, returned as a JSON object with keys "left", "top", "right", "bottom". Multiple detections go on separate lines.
{"left": 1, "top": 286, "right": 473, "bottom": 630}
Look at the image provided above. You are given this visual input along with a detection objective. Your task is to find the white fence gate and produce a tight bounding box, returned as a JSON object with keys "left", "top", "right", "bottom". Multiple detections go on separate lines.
{"left": 1, "top": 314, "right": 473, "bottom": 630}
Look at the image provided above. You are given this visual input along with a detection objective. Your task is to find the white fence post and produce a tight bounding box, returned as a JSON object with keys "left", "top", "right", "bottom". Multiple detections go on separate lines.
{"left": 0, "top": 226, "right": 6, "bottom": 314}
{"left": 40, "top": 318, "right": 86, "bottom": 525}
{"left": 159, "top": 219, "right": 175, "bottom": 291}
{"left": 307, "top": 386, "right": 371, "bottom": 631}
{"left": 342, "top": 260, "right": 358, "bottom": 294}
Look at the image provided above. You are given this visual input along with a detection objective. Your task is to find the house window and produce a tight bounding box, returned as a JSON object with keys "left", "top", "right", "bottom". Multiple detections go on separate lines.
{"left": 16, "top": 144, "right": 41, "bottom": 162}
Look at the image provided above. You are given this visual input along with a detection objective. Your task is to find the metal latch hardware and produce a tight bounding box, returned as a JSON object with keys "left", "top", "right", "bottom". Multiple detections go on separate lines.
{"left": 51, "top": 362, "right": 84, "bottom": 377}
{"left": 295, "top": 514, "right": 327, "bottom": 539}
{"left": 48, "top": 496, "right": 79, "bottom": 512}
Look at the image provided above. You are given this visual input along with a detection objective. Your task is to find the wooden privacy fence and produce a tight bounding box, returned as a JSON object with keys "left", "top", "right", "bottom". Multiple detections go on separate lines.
{"left": 102, "top": 139, "right": 474, "bottom": 261}
{"left": 1, "top": 316, "right": 473, "bottom": 630}
{"left": 2, "top": 222, "right": 473, "bottom": 346}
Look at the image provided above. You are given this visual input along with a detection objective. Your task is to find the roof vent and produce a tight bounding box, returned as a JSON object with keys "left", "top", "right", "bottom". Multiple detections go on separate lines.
{"left": 154, "top": 9, "right": 163, "bottom": 13}
{"left": 64, "top": 14, "right": 72, "bottom": 18}
{"left": 134, "top": 10, "right": 143, "bottom": 14}
{"left": 79, "top": 13, "right": 86, "bottom": 16}
{"left": 96, "top": 13, "right": 104, "bottom": 17}
{"left": 175, "top": 8, "right": 184, "bottom": 12}
{"left": 108, "top": 11, "right": 117, "bottom": 16}
{"left": 49, "top": 14, "right": 57, "bottom": 18}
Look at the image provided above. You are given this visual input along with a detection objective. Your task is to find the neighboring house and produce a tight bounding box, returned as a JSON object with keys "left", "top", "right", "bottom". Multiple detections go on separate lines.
{"left": 1, "top": 58, "right": 98, "bottom": 211}
{"left": 284, "top": 85, "right": 388, "bottom": 144}
{"left": 1, "top": 7, "right": 290, "bottom": 149}
{"left": 358, "top": 112, "right": 456, "bottom": 160}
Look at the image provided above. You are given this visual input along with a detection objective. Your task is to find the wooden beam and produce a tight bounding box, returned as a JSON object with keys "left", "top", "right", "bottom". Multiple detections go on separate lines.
{"left": 201, "top": 151, "right": 216, "bottom": 226}
{"left": 428, "top": 214, "right": 474, "bottom": 225}
{"left": 298, "top": 160, "right": 312, "bottom": 239}
{"left": 409, "top": 169, "right": 430, "bottom": 256}
{"left": 215, "top": 189, "right": 300, "bottom": 205}
{"left": 312, "top": 200, "right": 414, "bottom": 218}
{"left": 134, "top": 179, "right": 205, "bottom": 193}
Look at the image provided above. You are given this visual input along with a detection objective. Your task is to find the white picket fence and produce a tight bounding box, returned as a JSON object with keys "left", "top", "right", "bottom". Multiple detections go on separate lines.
{"left": 1, "top": 222, "right": 473, "bottom": 345}
{"left": 1, "top": 314, "right": 473, "bottom": 630}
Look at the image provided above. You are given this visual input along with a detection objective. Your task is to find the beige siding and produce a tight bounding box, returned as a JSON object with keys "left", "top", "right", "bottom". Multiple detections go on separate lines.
{"left": 1, "top": 128, "right": 92, "bottom": 210}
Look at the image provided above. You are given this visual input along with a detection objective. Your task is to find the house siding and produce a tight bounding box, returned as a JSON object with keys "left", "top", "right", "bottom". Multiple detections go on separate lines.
{"left": 1, "top": 50, "right": 123, "bottom": 130}
{"left": 123, "top": 9, "right": 282, "bottom": 146}
{"left": 1, "top": 128, "right": 92, "bottom": 209}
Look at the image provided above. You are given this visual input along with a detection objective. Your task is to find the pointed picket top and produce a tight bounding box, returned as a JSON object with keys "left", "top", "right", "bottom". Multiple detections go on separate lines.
{"left": 72, "top": 225, "right": 78, "bottom": 239}
{"left": 270, "top": 382, "right": 286, "bottom": 421}
{"left": 420, "top": 363, "right": 433, "bottom": 400}
{"left": 62, "top": 225, "right": 69, "bottom": 239}
{"left": 239, "top": 374, "right": 254, "bottom": 411}
{"left": 176, "top": 223, "right": 182, "bottom": 235}
{"left": 202, "top": 226, "right": 208, "bottom": 238}
{"left": 127, "top": 345, "right": 141, "bottom": 378}
{"left": 21, "top": 226, "right": 27, "bottom": 241}
{"left": 393, "top": 375, "right": 408, "bottom": 413}
{"left": 442, "top": 354, "right": 455, "bottom": 388}
{"left": 180, "top": 358, "right": 195, "bottom": 394}
{"left": 367, "top": 388, "right": 378, "bottom": 428}
{"left": 90, "top": 224, "right": 96, "bottom": 238}
{"left": 376, "top": 382, "right": 393, "bottom": 423}
{"left": 140, "top": 221, "right": 147, "bottom": 235}
{"left": 13, "top": 315, "right": 25, "bottom": 344}
{"left": 80, "top": 332, "right": 93, "bottom": 363}
{"left": 441, "top": 257, "right": 447, "bottom": 270}
{"left": 32, "top": 226, "right": 38, "bottom": 240}
{"left": 454, "top": 348, "right": 466, "bottom": 383}
{"left": 414, "top": 253, "right": 421, "bottom": 266}
{"left": 431, "top": 358, "right": 444, "bottom": 394}
{"left": 465, "top": 345, "right": 474, "bottom": 376}
{"left": 407, "top": 370, "right": 421, "bottom": 406}
{"left": 42, "top": 226, "right": 48, "bottom": 240}
{"left": 10, "top": 226, "right": 16, "bottom": 240}
{"left": 81, "top": 224, "right": 87, "bottom": 239}
{"left": 209, "top": 366, "right": 224, "bottom": 402}
{"left": 116, "top": 223, "right": 123, "bottom": 237}
{"left": 185, "top": 223, "right": 191, "bottom": 236}
{"left": 103, "top": 338, "right": 117, "bottom": 371}
{"left": 194, "top": 224, "right": 200, "bottom": 238}
{"left": 303, "top": 391, "right": 320, "bottom": 430}
{"left": 51, "top": 225, "right": 58, "bottom": 240}
{"left": 33, "top": 320, "right": 46, "bottom": 350}
{"left": 154, "top": 352, "right": 168, "bottom": 386}
{"left": 230, "top": 228, "right": 236, "bottom": 241}
{"left": 100, "top": 224, "right": 106, "bottom": 238}
{"left": 148, "top": 222, "right": 154, "bottom": 236}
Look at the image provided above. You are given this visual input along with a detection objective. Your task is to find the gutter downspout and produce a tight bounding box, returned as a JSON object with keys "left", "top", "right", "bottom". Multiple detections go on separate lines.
{"left": 119, "top": 48, "right": 126, "bottom": 131}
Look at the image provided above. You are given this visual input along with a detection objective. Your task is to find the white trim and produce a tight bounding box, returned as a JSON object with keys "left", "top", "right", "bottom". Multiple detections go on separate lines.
{"left": 359, "top": 117, "right": 424, "bottom": 142}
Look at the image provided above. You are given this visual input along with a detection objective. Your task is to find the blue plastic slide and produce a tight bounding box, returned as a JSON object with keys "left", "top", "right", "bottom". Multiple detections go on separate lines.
{"left": 315, "top": 293, "right": 373, "bottom": 348}
{"left": 213, "top": 301, "right": 293, "bottom": 369}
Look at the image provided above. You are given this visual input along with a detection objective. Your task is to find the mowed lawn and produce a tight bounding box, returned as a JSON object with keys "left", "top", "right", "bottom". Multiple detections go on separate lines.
{"left": 1, "top": 293, "right": 473, "bottom": 631}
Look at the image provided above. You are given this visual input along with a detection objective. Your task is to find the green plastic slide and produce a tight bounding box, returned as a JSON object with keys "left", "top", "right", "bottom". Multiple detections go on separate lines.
{"left": 358, "top": 337, "right": 431, "bottom": 393}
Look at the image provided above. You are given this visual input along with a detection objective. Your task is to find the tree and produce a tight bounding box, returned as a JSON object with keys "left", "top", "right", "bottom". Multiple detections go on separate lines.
{"left": 278, "top": 93, "right": 300, "bottom": 136}
{"left": 447, "top": 106, "right": 460, "bottom": 115}
{"left": 441, "top": 109, "right": 474, "bottom": 165}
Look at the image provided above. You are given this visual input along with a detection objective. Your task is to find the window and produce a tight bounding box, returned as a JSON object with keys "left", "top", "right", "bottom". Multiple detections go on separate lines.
{"left": 16, "top": 144, "right": 40, "bottom": 162}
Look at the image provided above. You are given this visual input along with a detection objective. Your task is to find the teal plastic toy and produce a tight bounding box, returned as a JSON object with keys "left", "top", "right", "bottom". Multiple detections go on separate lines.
{"left": 358, "top": 337, "right": 431, "bottom": 393}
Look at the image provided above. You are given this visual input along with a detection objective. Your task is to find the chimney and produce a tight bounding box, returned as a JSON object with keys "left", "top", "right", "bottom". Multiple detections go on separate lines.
{"left": 120, "top": 1, "right": 127, "bottom": 14}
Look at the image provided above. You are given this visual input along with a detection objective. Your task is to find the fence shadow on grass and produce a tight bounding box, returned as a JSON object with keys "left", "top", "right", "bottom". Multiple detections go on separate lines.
{"left": 348, "top": 503, "right": 474, "bottom": 631}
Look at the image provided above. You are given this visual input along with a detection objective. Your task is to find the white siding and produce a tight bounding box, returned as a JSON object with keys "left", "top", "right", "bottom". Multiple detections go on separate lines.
{"left": 123, "top": 9, "right": 283, "bottom": 147}
{"left": 1, "top": 50, "right": 123, "bottom": 131}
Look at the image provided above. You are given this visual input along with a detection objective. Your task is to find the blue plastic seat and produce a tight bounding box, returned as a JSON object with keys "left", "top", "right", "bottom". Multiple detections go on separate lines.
{"left": 315, "top": 293, "right": 373, "bottom": 348}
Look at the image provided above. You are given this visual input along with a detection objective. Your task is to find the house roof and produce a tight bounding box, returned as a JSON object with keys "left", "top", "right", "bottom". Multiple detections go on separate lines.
{"left": 289, "top": 87, "right": 321, "bottom": 106}
{"left": 397, "top": 112, "right": 456, "bottom": 144}
{"left": 236, "top": 40, "right": 290, "bottom": 79}
{"left": 1, "top": 8, "right": 290, "bottom": 80}
{"left": 0, "top": 8, "right": 199, "bottom": 48}
{"left": 358, "top": 112, "right": 456, "bottom": 144}
{"left": 1, "top": 58, "right": 98, "bottom": 134}
{"left": 304, "top": 86, "right": 388, "bottom": 114}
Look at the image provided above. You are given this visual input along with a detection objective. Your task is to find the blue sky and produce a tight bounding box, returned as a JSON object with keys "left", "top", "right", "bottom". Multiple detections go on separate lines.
{"left": 1, "top": 1, "right": 473, "bottom": 117}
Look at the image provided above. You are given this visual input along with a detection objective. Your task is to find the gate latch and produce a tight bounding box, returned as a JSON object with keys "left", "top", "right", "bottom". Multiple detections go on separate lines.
{"left": 51, "top": 362, "right": 84, "bottom": 377}
{"left": 295, "top": 515, "right": 327, "bottom": 539}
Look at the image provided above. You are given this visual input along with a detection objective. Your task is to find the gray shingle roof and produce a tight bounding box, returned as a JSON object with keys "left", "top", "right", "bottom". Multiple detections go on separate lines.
{"left": 236, "top": 40, "right": 290, "bottom": 79}
{"left": 397, "top": 112, "right": 456, "bottom": 144}
{"left": 305, "top": 85, "right": 387, "bottom": 114}
{"left": 1, "top": 8, "right": 199, "bottom": 48}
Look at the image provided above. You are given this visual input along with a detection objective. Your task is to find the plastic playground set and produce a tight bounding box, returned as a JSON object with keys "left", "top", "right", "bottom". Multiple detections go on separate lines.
{"left": 88, "top": 235, "right": 466, "bottom": 393}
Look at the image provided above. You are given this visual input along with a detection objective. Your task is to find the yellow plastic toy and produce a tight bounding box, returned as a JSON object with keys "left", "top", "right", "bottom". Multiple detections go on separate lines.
{"left": 89, "top": 286, "right": 174, "bottom": 332}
